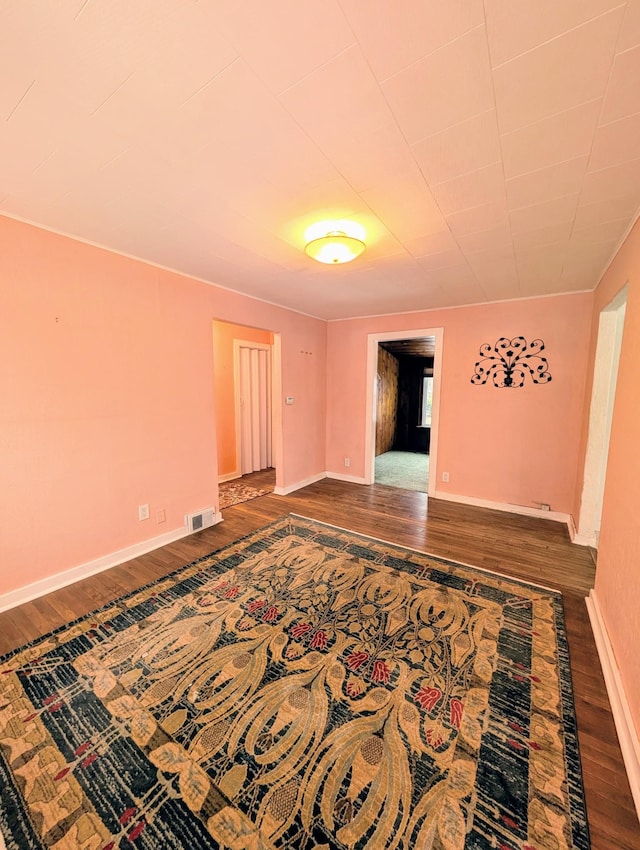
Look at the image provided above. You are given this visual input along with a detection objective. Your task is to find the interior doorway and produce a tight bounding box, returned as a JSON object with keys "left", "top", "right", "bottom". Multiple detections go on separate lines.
{"left": 212, "top": 320, "right": 283, "bottom": 490}
{"left": 364, "top": 328, "right": 443, "bottom": 495}
{"left": 576, "top": 286, "right": 627, "bottom": 548}
{"left": 236, "top": 340, "right": 272, "bottom": 475}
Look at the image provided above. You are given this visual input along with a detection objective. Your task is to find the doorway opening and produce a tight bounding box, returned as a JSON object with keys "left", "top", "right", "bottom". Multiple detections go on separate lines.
{"left": 212, "top": 320, "right": 283, "bottom": 498}
{"left": 576, "top": 286, "right": 627, "bottom": 549}
{"left": 235, "top": 339, "right": 272, "bottom": 477}
{"left": 364, "top": 328, "right": 443, "bottom": 495}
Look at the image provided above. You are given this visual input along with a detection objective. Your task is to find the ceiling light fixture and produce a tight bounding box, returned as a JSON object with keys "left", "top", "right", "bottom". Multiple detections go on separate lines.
{"left": 304, "top": 221, "right": 366, "bottom": 264}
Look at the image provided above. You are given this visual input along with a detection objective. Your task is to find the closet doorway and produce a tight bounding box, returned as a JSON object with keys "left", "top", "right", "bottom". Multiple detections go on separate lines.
{"left": 212, "top": 320, "right": 281, "bottom": 487}
{"left": 236, "top": 340, "right": 272, "bottom": 475}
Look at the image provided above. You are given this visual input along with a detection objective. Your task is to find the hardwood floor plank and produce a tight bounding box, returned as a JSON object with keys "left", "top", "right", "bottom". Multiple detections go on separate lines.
{"left": 0, "top": 475, "right": 636, "bottom": 848}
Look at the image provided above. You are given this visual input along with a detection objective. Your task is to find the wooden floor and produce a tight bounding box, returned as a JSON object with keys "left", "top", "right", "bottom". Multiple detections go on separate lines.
{"left": 1, "top": 474, "right": 637, "bottom": 849}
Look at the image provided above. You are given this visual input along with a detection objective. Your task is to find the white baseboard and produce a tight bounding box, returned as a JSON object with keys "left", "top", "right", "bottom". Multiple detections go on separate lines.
{"left": 586, "top": 589, "right": 640, "bottom": 821}
{"left": 0, "top": 516, "right": 223, "bottom": 614}
{"left": 273, "top": 472, "right": 327, "bottom": 496}
{"left": 572, "top": 531, "right": 597, "bottom": 547}
{"left": 326, "top": 471, "right": 368, "bottom": 485}
{"left": 432, "top": 489, "right": 572, "bottom": 526}
{"left": 567, "top": 517, "right": 598, "bottom": 547}
{"left": 218, "top": 471, "right": 241, "bottom": 483}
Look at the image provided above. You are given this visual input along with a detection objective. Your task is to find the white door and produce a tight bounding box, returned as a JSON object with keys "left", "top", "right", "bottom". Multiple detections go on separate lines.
{"left": 235, "top": 341, "right": 272, "bottom": 474}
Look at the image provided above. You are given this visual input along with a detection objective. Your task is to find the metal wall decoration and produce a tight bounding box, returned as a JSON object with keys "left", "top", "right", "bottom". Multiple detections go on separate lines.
{"left": 471, "top": 337, "right": 552, "bottom": 387}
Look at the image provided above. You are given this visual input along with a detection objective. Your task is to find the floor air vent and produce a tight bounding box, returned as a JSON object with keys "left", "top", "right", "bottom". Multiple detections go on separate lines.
{"left": 185, "top": 508, "right": 216, "bottom": 533}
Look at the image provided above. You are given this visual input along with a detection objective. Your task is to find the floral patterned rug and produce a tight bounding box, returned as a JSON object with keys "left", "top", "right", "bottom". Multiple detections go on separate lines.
{"left": 0, "top": 516, "right": 589, "bottom": 849}
{"left": 218, "top": 480, "right": 269, "bottom": 510}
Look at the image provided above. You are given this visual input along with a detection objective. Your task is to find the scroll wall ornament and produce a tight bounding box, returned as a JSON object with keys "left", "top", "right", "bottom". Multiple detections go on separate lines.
{"left": 471, "top": 337, "right": 552, "bottom": 387}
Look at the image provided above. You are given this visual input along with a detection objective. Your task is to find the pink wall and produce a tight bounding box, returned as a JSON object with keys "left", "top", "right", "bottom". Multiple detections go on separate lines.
{"left": 580, "top": 218, "right": 640, "bottom": 730}
{"left": 0, "top": 215, "right": 326, "bottom": 596}
{"left": 326, "top": 293, "right": 593, "bottom": 515}
{"left": 212, "top": 320, "right": 273, "bottom": 478}
{"left": 3, "top": 208, "right": 636, "bottom": 732}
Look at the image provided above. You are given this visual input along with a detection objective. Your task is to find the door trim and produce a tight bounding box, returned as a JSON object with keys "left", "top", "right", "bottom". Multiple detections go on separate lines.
{"left": 364, "top": 327, "right": 444, "bottom": 495}
{"left": 576, "top": 286, "right": 627, "bottom": 547}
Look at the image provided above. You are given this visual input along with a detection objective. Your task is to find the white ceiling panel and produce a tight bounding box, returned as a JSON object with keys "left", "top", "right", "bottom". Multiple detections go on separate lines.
{"left": 561, "top": 261, "right": 608, "bottom": 290}
{"left": 506, "top": 157, "right": 589, "bottom": 210}
{"left": 510, "top": 194, "right": 580, "bottom": 234}
{"left": 515, "top": 241, "right": 568, "bottom": 282}
{"left": 467, "top": 251, "right": 521, "bottom": 301}
{"left": 618, "top": 0, "right": 640, "bottom": 49}
{"left": 316, "top": 121, "right": 417, "bottom": 195}
{"left": 213, "top": 0, "right": 355, "bottom": 95}
{"left": 561, "top": 244, "right": 619, "bottom": 289}
{"left": 565, "top": 239, "right": 621, "bottom": 278}
{"left": 466, "top": 245, "right": 517, "bottom": 275}
{"left": 412, "top": 110, "right": 502, "bottom": 186}
{"left": 340, "top": 0, "right": 484, "bottom": 81}
{"left": 381, "top": 26, "right": 494, "bottom": 143}
{"left": 1, "top": 1, "right": 639, "bottom": 319}
{"left": 279, "top": 46, "right": 395, "bottom": 151}
{"left": 573, "top": 218, "right": 632, "bottom": 248}
{"left": 581, "top": 157, "right": 640, "bottom": 205}
{"left": 415, "top": 248, "right": 468, "bottom": 272}
{"left": 589, "top": 113, "right": 640, "bottom": 171}
{"left": 431, "top": 163, "right": 506, "bottom": 216}
{"left": 492, "top": 9, "right": 624, "bottom": 133}
{"left": 512, "top": 222, "right": 574, "bottom": 251}
{"left": 599, "top": 44, "right": 640, "bottom": 123}
{"left": 500, "top": 100, "right": 602, "bottom": 179}
{"left": 574, "top": 194, "right": 640, "bottom": 228}
{"left": 427, "top": 278, "right": 489, "bottom": 308}
{"left": 456, "top": 225, "right": 513, "bottom": 254}
{"left": 484, "top": 0, "right": 624, "bottom": 67}
{"left": 358, "top": 167, "right": 446, "bottom": 243}
{"left": 403, "top": 229, "right": 460, "bottom": 260}
{"left": 446, "top": 200, "right": 510, "bottom": 237}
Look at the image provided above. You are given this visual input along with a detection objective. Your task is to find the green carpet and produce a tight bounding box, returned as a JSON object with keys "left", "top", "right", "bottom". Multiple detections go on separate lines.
{"left": 375, "top": 450, "right": 429, "bottom": 492}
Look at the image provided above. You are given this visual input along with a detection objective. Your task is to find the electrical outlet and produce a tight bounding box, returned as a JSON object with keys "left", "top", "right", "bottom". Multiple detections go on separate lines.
{"left": 442, "top": 471, "right": 450, "bottom": 483}
{"left": 344, "top": 457, "right": 351, "bottom": 468}
{"left": 138, "top": 504, "right": 150, "bottom": 521}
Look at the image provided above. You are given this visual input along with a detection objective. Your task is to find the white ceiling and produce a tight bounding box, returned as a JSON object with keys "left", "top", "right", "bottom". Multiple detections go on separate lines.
{"left": 2, "top": 0, "right": 640, "bottom": 320}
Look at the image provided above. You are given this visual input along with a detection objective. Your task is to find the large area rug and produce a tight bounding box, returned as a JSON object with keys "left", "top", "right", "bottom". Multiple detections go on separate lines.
{"left": 218, "top": 480, "right": 269, "bottom": 510}
{"left": 0, "top": 516, "right": 589, "bottom": 850}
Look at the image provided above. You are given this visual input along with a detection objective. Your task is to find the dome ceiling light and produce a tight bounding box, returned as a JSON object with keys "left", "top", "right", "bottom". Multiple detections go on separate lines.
{"left": 304, "top": 221, "right": 366, "bottom": 265}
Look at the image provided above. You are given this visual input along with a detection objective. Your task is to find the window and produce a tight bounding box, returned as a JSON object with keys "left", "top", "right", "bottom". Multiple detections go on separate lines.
{"left": 420, "top": 374, "right": 433, "bottom": 427}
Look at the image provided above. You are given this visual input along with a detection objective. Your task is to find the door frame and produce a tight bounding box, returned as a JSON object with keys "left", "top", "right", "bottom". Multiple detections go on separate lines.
{"left": 576, "top": 286, "right": 627, "bottom": 547}
{"left": 364, "top": 327, "right": 444, "bottom": 496}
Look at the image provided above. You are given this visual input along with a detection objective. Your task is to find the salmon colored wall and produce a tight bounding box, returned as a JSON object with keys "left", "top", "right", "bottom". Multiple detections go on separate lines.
{"left": 212, "top": 320, "right": 272, "bottom": 478}
{"left": 326, "top": 292, "right": 593, "bottom": 515}
{"left": 0, "top": 215, "right": 326, "bottom": 596}
{"left": 579, "top": 218, "right": 640, "bottom": 732}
